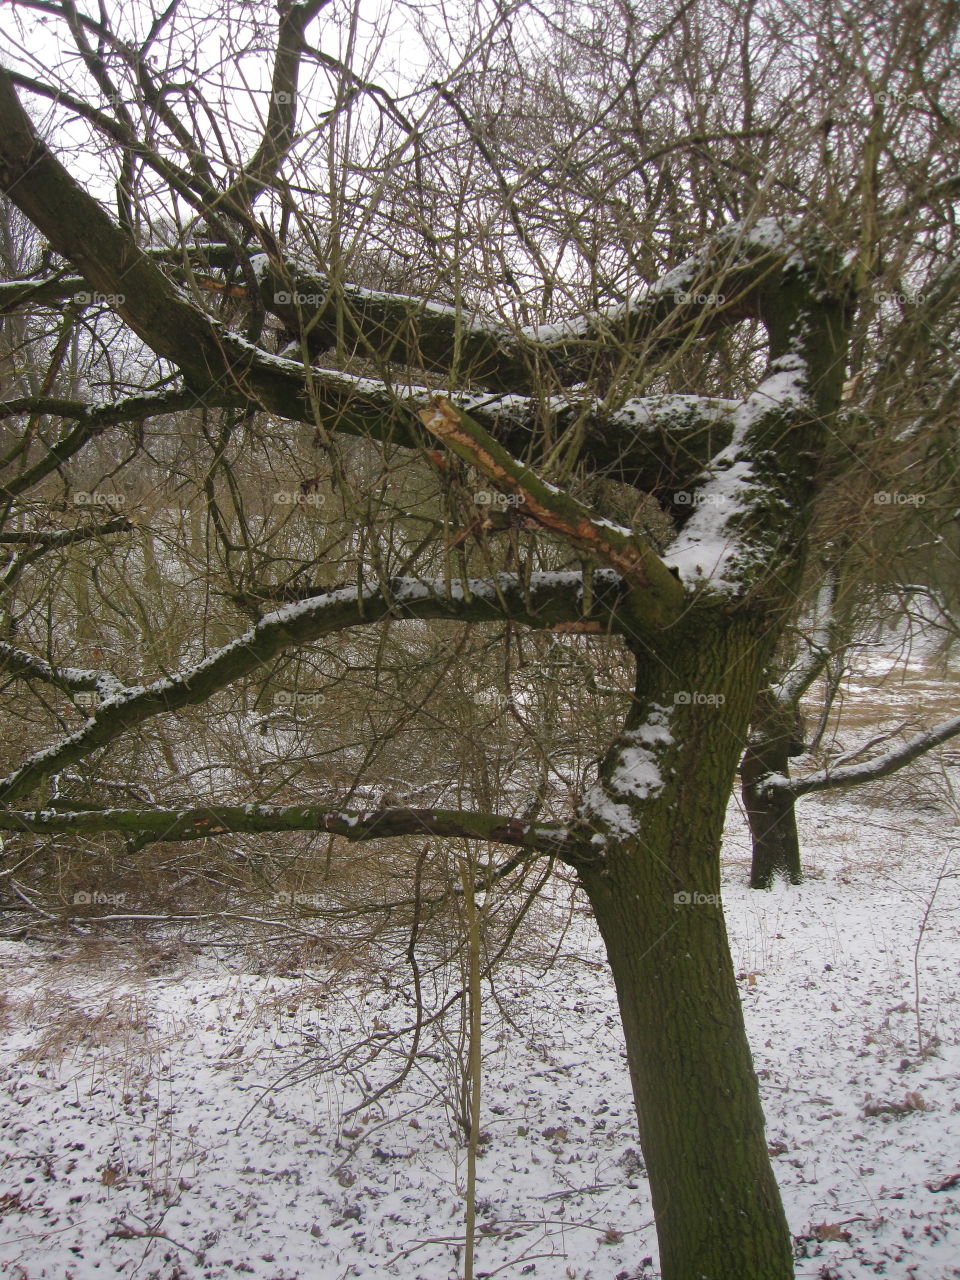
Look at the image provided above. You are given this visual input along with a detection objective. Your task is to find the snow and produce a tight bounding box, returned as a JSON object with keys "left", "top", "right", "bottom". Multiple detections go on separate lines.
{"left": 515, "top": 218, "right": 807, "bottom": 346}
{"left": 0, "top": 574, "right": 606, "bottom": 801}
{"left": 579, "top": 710, "right": 673, "bottom": 834}
{"left": 1, "top": 797, "right": 958, "bottom": 1278}
{"left": 248, "top": 253, "right": 271, "bottom": 283}
{"left": 665, "top": 354, "right": 811, "bottom": 590}
{"left": 520, "top": 305, "right": 623, "bottom": 344}
{"left": 241, "top": 252, "right": 511, "bottom": 344}
{"left": 606, "top": 713, "right": 673, "bottom": 801}
{"left": 608, "top": 394, "right": 737, "bottom": 430}
{"left": 341, "top": 283, "right": 463, "bottom": 321}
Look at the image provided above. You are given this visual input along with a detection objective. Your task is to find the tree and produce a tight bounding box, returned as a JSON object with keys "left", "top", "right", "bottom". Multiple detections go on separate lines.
{"left": 740, "top": 264, "right": 960, "bottom": 888}
{"left": 0, "top": 0, "right": 957, "bottom": 1276}
{"left": 742, "top": 588, "right": 960, "bottom": 886}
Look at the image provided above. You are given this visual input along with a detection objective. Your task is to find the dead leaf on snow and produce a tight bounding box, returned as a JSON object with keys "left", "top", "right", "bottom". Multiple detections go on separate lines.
{"left": 814, "top": 1222, "right": 852, "bottom": 1242}
{"left": 927, "top": 1172, "right": 960, "bottom": 1192}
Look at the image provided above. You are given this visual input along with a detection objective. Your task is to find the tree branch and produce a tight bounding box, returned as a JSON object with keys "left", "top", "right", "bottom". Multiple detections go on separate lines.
{"left": 222, "top": 0, "right": 332, "bottom": 205}
{"left": 0, "top": 517, "right": 132, "bottom": 547}
{"left": 211, "top": 222, "right": 817, "bottom": 395}
{"left": 0, "top": 641, "right": 127, "bottom": 697}
{"left": 418, "top": 398, "right": 685, "bottom": 625}
{"left": 0, "top": 572, "right": 628, "bottom": 804}
{"left": 772, "top": 714, "right": 960, "bottom": 797}
{"left": 0, "top": 272, "right": 87, "bottom": 312}
{"left": 0, "top": 801, "right": 580, "bottom": 861}
{"left": 0, "top": 389, "right": 215, "bottom": 499}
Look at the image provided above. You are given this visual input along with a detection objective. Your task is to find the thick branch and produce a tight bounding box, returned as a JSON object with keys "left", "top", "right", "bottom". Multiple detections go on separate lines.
{"left": 0, "top": 272, "right": 87, "bottom": 312}
{"left": 0, "top": 517, "right": 131, "bottom": 547}
{"left": 419, "top": 398, "right": 685, "bottom": 627}
{"left": 0, "top": 389, "right": 213, "bottom": 498}
{"left": 661, "top": 355, "right": 816, "bottom": 592}
{"left": 223, "top": 0, "right": 331, "bottom": 204}
{"left": 0, "top": 572, "right": 627, "bottom": 804}
{"left": 0, "top": 802, "right": 579, "bottom": 860}
{"left": 226, "top": 220, "right": 818, "bottom": 394}
{"left": 0, "top": 641, "right": 126, "bottom": 696}
{"left": 772, "top": 714, "right": 960, "bottom": 797}
{"left": 0, "top": 68, "right": 252, "bottom": 393}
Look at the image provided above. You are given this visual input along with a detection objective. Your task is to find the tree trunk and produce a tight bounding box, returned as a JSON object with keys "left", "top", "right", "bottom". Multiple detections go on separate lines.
{"left": 578, "top": 615, "right": 795, "bottom": 1280}
{"left": 741, "top": 746, "right": 803, "bottom": 888}
{"left": 741, "top": 698, "right": 804, "bottom": 888}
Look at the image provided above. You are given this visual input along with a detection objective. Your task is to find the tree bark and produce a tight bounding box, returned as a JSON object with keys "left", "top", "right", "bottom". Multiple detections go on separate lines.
{"left": 741, "top": 697, "right": 805, "bottom": 888}
{"left": 743, "top": 755, "right": 804, "bottom": 888}
{"left": 578, "top": 614, "right": 795, "bottom": 1280}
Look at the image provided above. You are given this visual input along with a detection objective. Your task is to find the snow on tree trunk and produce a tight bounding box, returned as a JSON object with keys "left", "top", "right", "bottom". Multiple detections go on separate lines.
{"left": 577, "top": 613, "right": 795, "bottom": 1280}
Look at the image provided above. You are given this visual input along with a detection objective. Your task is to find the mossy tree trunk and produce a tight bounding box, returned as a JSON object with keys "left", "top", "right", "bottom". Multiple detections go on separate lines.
{"left": 578, "top": 612, "right": 795, "bottom": 1280}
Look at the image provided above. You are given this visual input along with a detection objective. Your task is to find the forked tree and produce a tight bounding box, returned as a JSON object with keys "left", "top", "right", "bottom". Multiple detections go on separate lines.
{"left": 0, "top": 74, "right": 847, "bottom": 1280}
{"left": 0, "top": 0, "right": 957, "bottom": 1276}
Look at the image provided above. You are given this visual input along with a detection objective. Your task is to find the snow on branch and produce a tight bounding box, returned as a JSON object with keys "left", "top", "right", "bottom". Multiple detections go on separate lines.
{"left": 663, "top": 355, "right": 813, "bottom": 592}
{"left": 0, "top": 389, "right": 223, "bottom": 500}
{"left": 196, "top": 217, "right": 810, "bottom": 398}
{"left": 0, "top": 572, "right": 624, "bottom": 806}
{"left": 0, "top": 274, "right": 88, "bottom": 313}
{"left": 458, "top": 391, "right": 739, "bottom": 492}
{"left": 578, "top": 706, "right": 675, "bottom": 845}
{"left": 0, "top": 801, "right": 582, "bottom": 860}
{"left": 0, "top": 517, "right": 132, "bottom": 547}
{"left": 0, "top": 642, "right": 127, "bottom": 698}
{"left": 771, "top": 713, "right": 960, "bottom": 797}
{"left": 514, "top": 217, "right": 811, "bottom": 375}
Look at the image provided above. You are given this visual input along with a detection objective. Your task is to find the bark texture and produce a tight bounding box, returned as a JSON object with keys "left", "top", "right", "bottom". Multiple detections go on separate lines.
{"left": 579, "top": 614, "right": 795, "bottom": 1280}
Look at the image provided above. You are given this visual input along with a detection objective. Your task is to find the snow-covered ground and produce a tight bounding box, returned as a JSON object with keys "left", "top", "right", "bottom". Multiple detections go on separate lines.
{"left": 1, "top": 795, "right": 958, "bottom": 1280}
